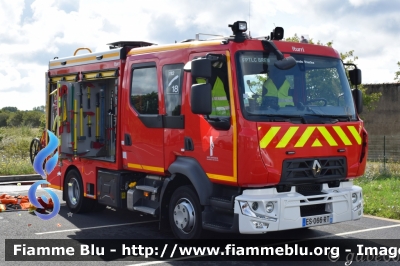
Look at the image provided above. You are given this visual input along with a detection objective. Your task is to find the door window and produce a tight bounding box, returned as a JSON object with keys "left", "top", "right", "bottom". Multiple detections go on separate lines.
{"left": 163, "top": 64, "right": 183, "bottom": 116}
{"left": 131, "top": 66, "right": 158, "bottom": 114}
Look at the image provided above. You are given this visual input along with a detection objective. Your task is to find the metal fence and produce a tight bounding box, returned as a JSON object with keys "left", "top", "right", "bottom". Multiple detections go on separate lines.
{"left": 368, "top": 135, "right": 400, "bottom": 162}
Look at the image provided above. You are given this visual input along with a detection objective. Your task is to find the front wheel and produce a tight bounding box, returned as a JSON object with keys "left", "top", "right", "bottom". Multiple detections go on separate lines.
{"left": 169, "top": 185, "right": 202, "bottom": 239}
{"left": 65, "top": 169, "right": 94, "bottom": 213}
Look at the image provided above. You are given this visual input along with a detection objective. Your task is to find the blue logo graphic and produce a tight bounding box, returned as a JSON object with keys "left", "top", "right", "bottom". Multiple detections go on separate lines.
{"left": 28, "top": 130, "right": 60, "bottom": 220}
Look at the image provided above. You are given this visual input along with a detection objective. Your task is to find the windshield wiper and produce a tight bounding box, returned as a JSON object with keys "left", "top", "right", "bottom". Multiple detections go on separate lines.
{"left": 248, "top": 113, "right": 303, "bottom": 118}
{"left": 305, "top": 114, "right": 353, "bottom": 120}
{"left": 248, "top": 113, "right": 304, "bottom": 122}
{"left": 302, "top": 114, "right": 354, "bottom": 124}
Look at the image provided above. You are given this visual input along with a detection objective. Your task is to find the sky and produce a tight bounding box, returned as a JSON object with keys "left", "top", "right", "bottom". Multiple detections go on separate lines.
{"left": 1, "top": 0, "right": 399, "bottom": 111}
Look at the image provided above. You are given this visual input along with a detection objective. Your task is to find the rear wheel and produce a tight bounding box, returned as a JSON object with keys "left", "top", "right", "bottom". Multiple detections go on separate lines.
{"left": 65, "top": 169, "right": 94, "bottom": 213}
{"left": 169, "top": 185, "right": 202, "bottom": 239}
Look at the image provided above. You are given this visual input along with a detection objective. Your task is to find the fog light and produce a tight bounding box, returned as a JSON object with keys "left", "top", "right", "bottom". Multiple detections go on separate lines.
{"left": 252, "top": 202, "right": 259, "bottom": 211}
{"left": 266, "top": 201, "right": 274, "bottom": 213}
{"left": 352, "top": 193, "right": 358, "bottom": 203}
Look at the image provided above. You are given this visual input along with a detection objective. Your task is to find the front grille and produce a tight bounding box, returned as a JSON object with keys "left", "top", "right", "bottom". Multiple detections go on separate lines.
{"left": 300, "top": 204, "right": 328, "bottom": 217}
{"left": 281, "top": 157, "right": 346, "bottom": 185}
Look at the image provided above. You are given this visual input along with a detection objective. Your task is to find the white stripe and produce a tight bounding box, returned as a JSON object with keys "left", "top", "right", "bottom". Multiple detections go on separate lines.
{"left": 278, "top": 98, "right": 293, "bottom": 102}
{"left": 212, "top": 96, "right": 227, "bottom": 101}
{"left": 215, "top": 106, "right": 229, "bottom": 111}
{"left": 35, "top": 220, "right": 158, "bottom": 235}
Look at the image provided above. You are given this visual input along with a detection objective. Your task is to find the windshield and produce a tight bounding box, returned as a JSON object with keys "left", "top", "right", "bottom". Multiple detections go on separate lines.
{"left": 236, "top": 51, "right": 357, "bottom": 121}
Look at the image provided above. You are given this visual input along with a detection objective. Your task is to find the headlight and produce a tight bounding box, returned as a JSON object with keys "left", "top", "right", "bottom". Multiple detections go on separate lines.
{"left": 266, "top": 201, "right": 274, "bottom": 213}
{"left": 352, "top": 193, "right": 358, "bottom": 203}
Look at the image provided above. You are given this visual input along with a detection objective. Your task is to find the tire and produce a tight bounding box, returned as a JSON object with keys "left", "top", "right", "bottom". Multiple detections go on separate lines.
{"left": 29, "top": 138, "right": 42, "bottom": 165}
{"left": 65, "top": 169, "right": 94, "bottom": 213}
{"left": 169, "top": 185, "right": 202, "bottom": 240}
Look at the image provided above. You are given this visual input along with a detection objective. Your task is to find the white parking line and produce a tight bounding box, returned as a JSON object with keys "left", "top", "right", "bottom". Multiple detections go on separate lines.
{"left": 35, "top": 220, "right": 158, "bottom": 235}
{"left": 127, "top": 222, "right": 400, "bottom": 266}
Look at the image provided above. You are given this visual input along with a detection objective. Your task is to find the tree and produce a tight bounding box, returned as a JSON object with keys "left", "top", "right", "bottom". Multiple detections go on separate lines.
{"left": 1, "top": 106, "right": 18, "bottom": 112}
{"left": 395, "top": 61, "right": 400, "bottom": 82}
{"left": 338, "top": 49, "right": 381, "bottom": 111}
{"left": 33, "top": 105, "right": 45, "bottom": 112}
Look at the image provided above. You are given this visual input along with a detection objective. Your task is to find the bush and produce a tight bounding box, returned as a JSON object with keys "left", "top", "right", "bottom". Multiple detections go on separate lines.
{"left": 22, "top": 111, "right": 44, "bottom": 127}
{"left": 0, "top": 112, "right": 9, "bottom": 127}
{"left": 7, "top": 111, "right": 24, "bottom": 126}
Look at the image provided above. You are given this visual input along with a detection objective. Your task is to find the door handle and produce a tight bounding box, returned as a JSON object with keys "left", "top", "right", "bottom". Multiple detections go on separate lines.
{"left": 184, "top": 137, "right": 194, "bottom": 151}
{"left": 124, "top": 133, "right": 132, "bottom": 146}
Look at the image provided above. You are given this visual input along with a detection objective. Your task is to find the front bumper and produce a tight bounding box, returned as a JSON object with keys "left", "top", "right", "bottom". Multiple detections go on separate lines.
{"left": 234, "top": 181, "right": 363, "bottom": 234}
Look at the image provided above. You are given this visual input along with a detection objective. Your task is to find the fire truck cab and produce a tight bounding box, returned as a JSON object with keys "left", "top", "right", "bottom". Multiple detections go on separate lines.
{"left": 44, "top": 21, "right": 366, "bottom": 239}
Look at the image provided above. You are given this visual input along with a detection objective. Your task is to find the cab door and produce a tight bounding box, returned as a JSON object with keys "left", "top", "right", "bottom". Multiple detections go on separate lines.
{"left": 184, "top": 51, "right": 236, "bottom": 184}
{"left": 120, "top": 58, "right": 165, "bottom": 174}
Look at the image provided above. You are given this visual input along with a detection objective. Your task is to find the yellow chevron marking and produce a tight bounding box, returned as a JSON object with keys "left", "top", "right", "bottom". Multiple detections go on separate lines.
{"left": 312, "top": 139, "right": 323, "bottom": 147}
{"left": 295, "top": 127, "right": 315, "bottom": 147}
{"left": 276, "top": 127, "right": 299, "bottom": 148}
{"left": 333, "top": 126, "right": 352, "bottom": 145}
{"left": 317, "top": 126, "right": 338, "bottom": 146}
{"left": 348, "top": 126, "right": 362, "bottom": 145}
{"left": 259, "top": 127, "right": 280, "bottom": 148}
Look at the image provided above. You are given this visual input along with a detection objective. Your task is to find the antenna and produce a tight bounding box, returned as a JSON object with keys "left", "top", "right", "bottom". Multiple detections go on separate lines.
{"left": 248, "top": 0, "right": 251, "bottom": 34}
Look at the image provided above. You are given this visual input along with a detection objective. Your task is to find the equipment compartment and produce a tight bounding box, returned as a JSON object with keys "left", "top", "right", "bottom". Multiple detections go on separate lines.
{"left": 48, "top": 75, "right": 118, "bottom": 162}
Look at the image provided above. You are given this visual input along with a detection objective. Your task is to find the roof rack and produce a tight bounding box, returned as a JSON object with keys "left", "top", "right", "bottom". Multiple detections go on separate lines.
{"left": 107, "top": 41, "right": 156, "bottom": 50}
{"left": 194, "top": 33, "right": 225, "bottom": 41}
{"left": 252, "top": 36, "right": 269, "bottom": 40}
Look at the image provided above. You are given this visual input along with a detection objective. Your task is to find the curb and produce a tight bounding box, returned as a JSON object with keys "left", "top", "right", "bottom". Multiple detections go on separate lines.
{"left": 0, "top": 174, "right": 42, "bottom": 183}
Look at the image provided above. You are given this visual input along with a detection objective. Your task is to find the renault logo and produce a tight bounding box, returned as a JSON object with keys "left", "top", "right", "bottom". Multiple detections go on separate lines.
{"left": 312, "top": 160, "right": 322, "bottom": 177}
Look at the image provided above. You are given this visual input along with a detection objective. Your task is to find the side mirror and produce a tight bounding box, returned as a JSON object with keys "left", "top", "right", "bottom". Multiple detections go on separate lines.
{"left": 191, "top": 58, "right": 212, "bottom": 79}
{"left": 274, "top": 56, "right": 297, "bottom": 70}
{"left": 349, "top": 68, "right": 362, "bottom": 85}
{"left": 191, "top": 83, "right": 212, "bottom": 115}
{"left": 352, "top": 89, "right": 363, "bottom": 114}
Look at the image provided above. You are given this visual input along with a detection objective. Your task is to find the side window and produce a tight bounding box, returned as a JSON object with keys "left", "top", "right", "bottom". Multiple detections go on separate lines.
{"left": 163, "top": 64, "right": 183, "bottom": 116}
{"left": 131, "top": 66, "right": 158, "bottom": 114}
{"left": 193, "top": 58, "right": 231, "bottom": 117}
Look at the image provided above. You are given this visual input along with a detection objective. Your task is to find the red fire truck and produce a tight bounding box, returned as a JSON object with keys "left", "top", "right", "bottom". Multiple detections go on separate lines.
{"left": 34, "top": 21, "right": 367, "bottom": 239}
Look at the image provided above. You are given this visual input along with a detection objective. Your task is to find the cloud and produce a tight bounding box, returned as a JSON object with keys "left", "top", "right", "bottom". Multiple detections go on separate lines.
{"left": 55, "top": 0, "right": 79, "bottom": 13}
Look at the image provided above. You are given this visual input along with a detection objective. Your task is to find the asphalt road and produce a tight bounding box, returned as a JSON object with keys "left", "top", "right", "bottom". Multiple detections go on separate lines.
{"left": 1, "top": 182, "right": 400, "bottom": 266}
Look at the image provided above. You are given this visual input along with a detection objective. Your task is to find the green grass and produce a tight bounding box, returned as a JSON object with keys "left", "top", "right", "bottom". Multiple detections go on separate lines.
{"left": 354, "top": 162, "right": 400, "bottom": 220}
{"left": 0, "top": 126, "right": 42, "bottom": 175}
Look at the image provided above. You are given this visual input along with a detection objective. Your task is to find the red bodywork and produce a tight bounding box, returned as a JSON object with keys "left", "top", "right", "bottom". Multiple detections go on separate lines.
{"left": 46, "top": 39, "right": 367, "bottom": 196}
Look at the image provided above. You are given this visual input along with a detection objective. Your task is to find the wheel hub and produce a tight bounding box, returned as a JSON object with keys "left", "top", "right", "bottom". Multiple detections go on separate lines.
{"left": 173, "top": 199, "right": 195, "bottom": 234}
{"left": 67, "top": 177, "right": 80, "bottom": 206}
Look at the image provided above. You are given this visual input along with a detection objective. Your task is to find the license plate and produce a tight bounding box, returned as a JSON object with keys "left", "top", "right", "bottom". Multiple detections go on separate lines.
{"left": 302, "top": 214, "right": 332, "bottom": 227}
